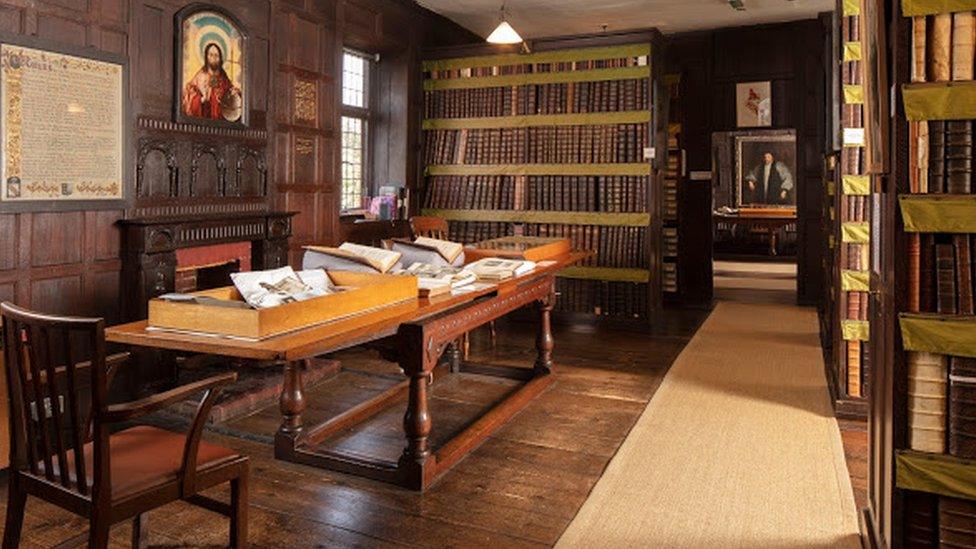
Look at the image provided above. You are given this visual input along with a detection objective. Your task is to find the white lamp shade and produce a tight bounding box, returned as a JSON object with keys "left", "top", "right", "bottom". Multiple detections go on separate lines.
{"left": 486, "top": 20, "right": 523, "bottom": 44}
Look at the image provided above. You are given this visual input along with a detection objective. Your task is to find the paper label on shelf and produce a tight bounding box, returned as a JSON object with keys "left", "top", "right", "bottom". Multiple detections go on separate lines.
{"left": 843, "top": 128, "right": 866, "bottom": 147}
{"left": 689, "top": 171, "right": 712, "bottom": 181}
{"left": 644, "top": 147, "right": 654, "bottom": 160}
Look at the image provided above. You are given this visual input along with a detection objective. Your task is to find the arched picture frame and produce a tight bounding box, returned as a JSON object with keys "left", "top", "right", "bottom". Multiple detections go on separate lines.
{"left": 174, "top": 3, "right": 248, "bottom": 127}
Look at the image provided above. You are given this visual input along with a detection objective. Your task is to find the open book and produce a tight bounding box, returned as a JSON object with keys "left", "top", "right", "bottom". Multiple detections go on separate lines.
{"left": 391, "top": 236, "right": 464, "bottom": 267}
{"left": 303, "top": 242, "right": 402, "bottom": 273}
{"left": 156, "top": 267, "right": 335, "bottom": 309}
{"left": 462, "top": 258, "right": 536, "bottom": 281}
{"left": 401, "top": 262, "right": 477, "bottom": 297}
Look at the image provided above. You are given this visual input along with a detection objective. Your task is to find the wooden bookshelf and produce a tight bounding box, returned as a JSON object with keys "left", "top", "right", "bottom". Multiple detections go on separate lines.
{"left": 662, "top": 73, "right": 681, "bottom": 300}
{"left": 865, "top": 1, "right": 976, "bottom": 545}
{"left": 419, "top": 30, "right": 666, "bottom": 321}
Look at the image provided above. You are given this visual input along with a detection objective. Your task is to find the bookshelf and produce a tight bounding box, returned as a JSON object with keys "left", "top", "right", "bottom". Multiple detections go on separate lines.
{"left": 865, "top": 1, "right": 976, "bottom": 544}
{"left": 827, "top": 0, "right": 871, "bottom": 417}
{"left": 663, "top": 73, "right": 681, "bottom": 300}
{"left": 420, "top": 31, "right": 667, "bottom": 321}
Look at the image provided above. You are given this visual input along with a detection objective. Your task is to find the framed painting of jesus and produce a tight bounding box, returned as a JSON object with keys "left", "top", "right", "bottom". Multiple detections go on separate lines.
{"left": 175, "top": 4, "right": 248, "bottom": 127}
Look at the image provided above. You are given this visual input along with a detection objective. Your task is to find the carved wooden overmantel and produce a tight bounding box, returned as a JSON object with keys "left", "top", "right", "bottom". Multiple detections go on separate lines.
{"left": 118, "top": 210, "right": 295, "bottom": 321}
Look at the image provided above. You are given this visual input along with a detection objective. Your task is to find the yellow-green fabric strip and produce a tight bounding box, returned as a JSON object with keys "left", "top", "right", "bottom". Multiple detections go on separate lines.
{"left": 843, "top": 0, "right": 861, "bottom": 15}
{"left": 902, "top": 81, "right": 976, "bottom": 121}
{"left": 842, "top": 222, "right": 870, "bottom": 243}
{"left": 422, "top": 43, "right": 651, "bottom": 71}
{"left": 841, "top": 320, "right": 870, "bottom": 341}
{"left": 843, "top": 42, "right": 863, "bottom": 61}
{"left": 902, "top": 0, "right": 976, "bottom": 16}
{"left": 427, "top": 163, "right": 651, "bottom": 176}
{"left": 424, "top": 66, "right": 651, "bottom": 91}
{"left": 423, "top": 110, "right": 651, "bottom": 130}
{"left": 557, "top": 266, "right": 649, "bottom": 283}
{"left": 829, "top": 234, "right": 836, "bottom": 249}
{"left": 900, "top": 313, "right": 976, "bottom": 358}
{"left": 841, "top": 270, "right": 871, "bottom": 292}
{"left": 843, "top": 175, "right": 871, "bottom": 195}
{"left": 420, "top": 208, "right": 650, "bottom": 227}
{"left": 827, "top": 181, "right": 836, "bottom": 197}
{"left": 896, "top": 450, "right": 976, "bottom": 501}
{"left": 900, "top": 195, "right": 976, "bottom": 233}
{"left": 844, "top": 84, "right": 865, "bottom": 105}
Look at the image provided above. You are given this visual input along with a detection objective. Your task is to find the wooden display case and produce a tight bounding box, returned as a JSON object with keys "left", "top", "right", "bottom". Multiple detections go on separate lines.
{"left": 148, "top": 272, "right": 418, "bottom": 340}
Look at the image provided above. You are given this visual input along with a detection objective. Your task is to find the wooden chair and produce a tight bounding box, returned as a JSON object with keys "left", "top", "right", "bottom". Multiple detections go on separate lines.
{"left": 409, "top": 216, "right": 449, "bottom": 240}
{"left": 0, "top": 302, "right": 249, "bottom": 548}
{"left": 409, "top": 216, "right": 495, "bottom": 360}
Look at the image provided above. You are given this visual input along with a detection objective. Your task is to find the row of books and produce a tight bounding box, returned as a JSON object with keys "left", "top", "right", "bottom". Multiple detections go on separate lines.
{"left": 554, "top": 278, "right": 648, "bottom": 318}
{"left": 423, "top": 79, "right": 650, "bottom": 119}
{"left": 847, "top": 340, "right": 870, "bottom": 398}
{"left": 422, "top": 175, "right": 650, "bottom": 213}
{"left": 424, "top": 124, "right": 648, "bottom": 165}
{"left": 841, "top": 242, "right": 870, "bottom": 272}
{"left": 446, "top": 221, "right": 513, "bottom": 245}
{"left": 909, "top": 233, "right": 976, "bottom": 315}
{"left": 907, "top": 351, "right": 976, "bottom": 459}
{"left": 423, "top": 176, "right": 517, "bottom": 210}
{"left": 911, "top": 120, "right": 976, "bottom": 194}
{"left": 843, "top": 290, "right": 870, "bottom": 322}
{"left": 523, "top": 223, "right": 649, "bottom": 269}
{"left": 903, "top": 492, "right": 976, "bottom": 547}
{"left": 526, "top": 176, "right": 648, "bottom": 213}
{"left": 425, "top": 56, "right": 648, "bottom": 80}
{"left": 842, "top": 194, "right": 871, "bottom": 223}
{"left": 911, "top": 12, "right": 976, "bottom": 84}
{"left": 663, "top": 260, "right": 677, "bottom": 293}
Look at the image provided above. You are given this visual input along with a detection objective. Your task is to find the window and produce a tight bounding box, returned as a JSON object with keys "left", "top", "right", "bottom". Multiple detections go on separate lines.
{"left": 341, "top": 49, "right": 371, "bottom": 211}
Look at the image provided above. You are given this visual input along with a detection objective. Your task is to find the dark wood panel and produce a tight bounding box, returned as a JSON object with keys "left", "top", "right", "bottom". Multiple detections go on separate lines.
{"left": 30, "top": 212, "right": 84, "bottom": 267}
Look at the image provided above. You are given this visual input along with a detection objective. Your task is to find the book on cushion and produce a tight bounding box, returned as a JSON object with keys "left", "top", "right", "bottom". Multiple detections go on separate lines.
{"left": 302, "top": 242, "right": 403, "bottom": 273}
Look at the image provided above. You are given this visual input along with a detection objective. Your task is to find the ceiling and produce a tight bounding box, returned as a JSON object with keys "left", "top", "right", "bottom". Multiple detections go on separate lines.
{"left": 416, "top": 0, "right": 833, "bottom": 38}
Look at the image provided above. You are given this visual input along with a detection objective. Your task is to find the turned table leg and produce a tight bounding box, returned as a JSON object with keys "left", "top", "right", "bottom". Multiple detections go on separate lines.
{"left": 279, "top": 359, "right": 307, "bottom": 439}
{"left": 534, "top": 286, "right": 555, "bottom": 375}
{"left": 402, "top": 371, "right": 432, "bottom": 463}
{"left": 446, "top": 339, "right": 462, "bottom": 373}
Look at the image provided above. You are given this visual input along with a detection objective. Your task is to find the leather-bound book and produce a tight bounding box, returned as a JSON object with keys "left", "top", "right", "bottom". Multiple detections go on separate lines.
{"left": 910, "top": 122, "right": 921, "bottom": 193}
{"left": 919, "top": 120, "right": 930, "bottom": 193}
{"left": 861, "top": 341, "right": 871, "bottom": 396}
{"left": 937, "top": 243, "right": 959, "bottom": 314}
{"left": 847, "top": 341, "right": 861, "bottom": 397}
{"left": 913, "top": 16, "right": 928, "bottom": 83}
{"left": 950, "top": 356, "right": 976, "bottom": 459}
{"left": 909, "top": 233, "right": 922, "bottom": 313}
{"left": 953, "top": 12, "right": 976, "bottom": 81}
{"left": 848, "top": 288, "right": 861, "bottom": 319}
{"left": 921, "top": 234, "right": 937, "bottom": 312}
{"left": 905, "top": 491, "right": 939, "bottom": 547}
{"left": 956, "top": 234, "right": 975, "bottom": 315}
{"left": 908, "top": 351, "right": 948, "bottom": 453}
{"left": 939, "top": 496, "right": 976, "bottom": 546}
{"left": 930, "top": 13, "right": 954, "bottom": 82}
{"left": 930, "top": 121, "right": 947, "bottom": 193}
{"left": 945, "top": 120, "right": 973, "bottom": 194}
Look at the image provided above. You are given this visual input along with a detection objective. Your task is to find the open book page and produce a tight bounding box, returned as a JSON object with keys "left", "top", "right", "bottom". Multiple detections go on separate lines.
{"left": 462, "top": 258, "right": 536, "bottom": 280}
{"left": 411, "top": 237, "right": 463, "bottom": 262}
{"left": 230, "top": 266, "right": 335, "bottom": 309}
{"left": 338, "top": 242, "right": 402, "bottom": 272}
{"left": 401, "top": 263, "right": 476, "bottom": 290}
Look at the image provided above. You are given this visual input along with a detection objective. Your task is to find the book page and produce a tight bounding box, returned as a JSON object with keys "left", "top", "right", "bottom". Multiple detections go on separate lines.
{"left": 412, "top": 236, "right": 463, "bottom": 262}
{"left": 339, "top": 242, "right": 402, "bottom": 272}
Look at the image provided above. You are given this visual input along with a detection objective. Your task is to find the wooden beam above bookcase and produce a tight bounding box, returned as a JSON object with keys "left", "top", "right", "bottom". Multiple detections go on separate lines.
{"left": 424, "top": 66, "right": 651, "bottom": 90}
{"left": 422, "top": 43, "right": 652, "bottom": 71}
{"left": 426, "top": 164, "right": 651, "bottom": 177}
{"left": 423, "top": 111, "right": 651, "bottom": 130}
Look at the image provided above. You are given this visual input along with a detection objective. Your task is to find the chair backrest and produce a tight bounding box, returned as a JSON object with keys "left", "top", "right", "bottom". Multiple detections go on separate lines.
{"left": 410, "top": 216, "right": 449, "bottom": 240}
{"left": 0, "top": 302, "right": 109, "bottom": 499}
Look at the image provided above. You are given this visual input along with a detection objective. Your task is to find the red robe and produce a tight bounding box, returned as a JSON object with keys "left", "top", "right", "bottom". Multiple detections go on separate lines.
{"left": 183, "top": 68, "right": 233, "bottom": 120}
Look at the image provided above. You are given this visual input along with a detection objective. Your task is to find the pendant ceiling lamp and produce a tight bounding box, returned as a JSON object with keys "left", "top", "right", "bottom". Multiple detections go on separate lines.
{"left": 486, "top": 4, "right": 523, "bottom": 44}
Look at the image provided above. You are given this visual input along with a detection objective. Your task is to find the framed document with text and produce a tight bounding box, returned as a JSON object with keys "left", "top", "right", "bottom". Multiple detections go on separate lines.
{"left": 0, "top": 36, "right": 126, "bottom": 211}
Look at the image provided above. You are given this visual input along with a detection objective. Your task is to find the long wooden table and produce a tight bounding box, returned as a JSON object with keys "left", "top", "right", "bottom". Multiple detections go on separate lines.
{"left": 713, "top": 211, "right": 797, "bottom": 256}
{"left": 106, "top": 253, "right": 585, "bottom": 490}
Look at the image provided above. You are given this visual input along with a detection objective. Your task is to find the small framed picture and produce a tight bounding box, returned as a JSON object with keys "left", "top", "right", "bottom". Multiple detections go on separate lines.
{"left": 736, "top": 81, "right": 772, "bottom": 128}
{"left": 175, "top": 4, "right": 248, "bottom": 127}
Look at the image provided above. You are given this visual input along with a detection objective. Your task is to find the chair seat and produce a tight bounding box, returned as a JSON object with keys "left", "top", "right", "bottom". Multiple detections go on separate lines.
{"left": 40, "top": 425, "right": 239, "bottom": 500}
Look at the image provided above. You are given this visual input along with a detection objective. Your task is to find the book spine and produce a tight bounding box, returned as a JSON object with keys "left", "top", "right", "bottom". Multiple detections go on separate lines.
{"left": 956, "top": 234, "right": 974, "bottom": 315}
{"left": 937, "top": 242, "right": 958, "bottom": 314}
{"left": 939, "top": 496, "right": 976, "bottom": 546}
{"left": 950, "top": 356, "right": 976, "bottom": 459}
{"left": 908, "top": 351, "right": 948, "bottom": 453}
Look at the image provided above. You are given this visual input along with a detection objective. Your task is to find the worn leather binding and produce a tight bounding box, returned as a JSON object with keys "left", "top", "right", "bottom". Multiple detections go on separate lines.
{"left": 953, "top": 12, "right": 976, "bottom": 81}
{"left": 939, "top": 496, "right": 976, "bottom": 546}
{"left": 950, "top": 356, "right": 976, "bottom": 459}
{"left": 937, "top": 243, "right": 958, "bottom": 314}
{"left": 848, "top": 341, "right": 862, "bottom": 397}
{"left": 914, "top": 16, "right": 928, "bottom": 83}
{"left": 909, "top": 233, "right": 923, "bottom": 312}
{"left": 930, "top": 120, "right": 947, "bottom": 194}
{"left": 908, "top": 351, "right": 948, "bottom": 453}
{"left": 905, "top": 491, "right": 939, "bottom": 547}
{"left": 946, "top": 120, "right": 973, "bottom": 194}
{"left": 848, "top": 288, "right": 862, "bottom": 319}
{"left": 956, "top": 234, "right": 975, "bottom": 315}
{"left": 922, "top": 234, "right": 937, "bottom": 312}
{"left": 930, "top": 13, "right": 954, "bottom": 82}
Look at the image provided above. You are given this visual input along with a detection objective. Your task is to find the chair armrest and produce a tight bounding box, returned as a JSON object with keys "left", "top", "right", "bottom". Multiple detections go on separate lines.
{"left": 102, "top": 372, "right": 237, "bottom": 423}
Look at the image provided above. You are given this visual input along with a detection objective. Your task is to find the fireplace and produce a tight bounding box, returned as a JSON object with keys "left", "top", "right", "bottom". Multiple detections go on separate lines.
{"left": 118, "top": 211, "right": 295, "bottom": 321}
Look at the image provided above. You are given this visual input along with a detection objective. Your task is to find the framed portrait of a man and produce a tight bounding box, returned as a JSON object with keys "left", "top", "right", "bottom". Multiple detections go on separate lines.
{"left": 735, "top": 132, "right": 796, "bottom": 209}
{"left": 175, "top": 4, "right": 247, "bottom": 127}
